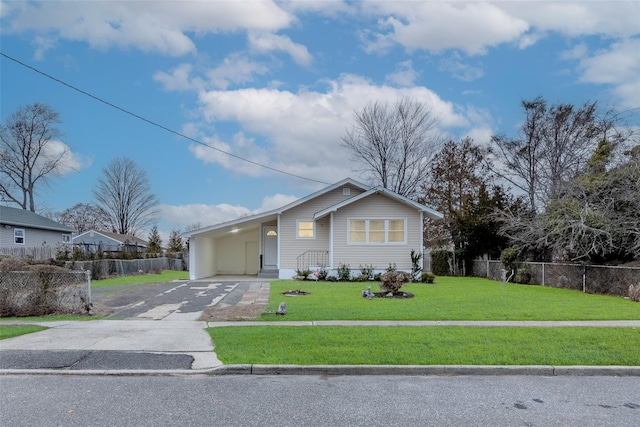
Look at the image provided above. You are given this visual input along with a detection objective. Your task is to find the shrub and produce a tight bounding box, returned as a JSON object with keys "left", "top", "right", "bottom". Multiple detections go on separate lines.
{"left": 420, "top": 272, "right": 436, "bottom": 283}
{"left": 629, "top": 283, "right": 640, "bottom": 302}
{"left": 431, "top": 250, "right": 452, "bottom": 276}
{"left": 379, "top": 270, "right": 412, "bottom": 294}
{"left": 316, "top": 269, "right": 328, "bottom": 281}
{"left": 295, "top": 269, "right": 312, "bottom": 280}
{"left": 337, "top": 263, "right": 351, "bottom": 281}
{"left": 359, "top": 264, "right": 374, "bottom": 280}
{"left": 514, "top": 264, "right": 531, "bottom": 284}
{"left": 386, "top": 263, "right": 397, "bottom": 272}
{"left": 326, "top": 275, "right": 338, "bottom": 282}
{"left": 373, "top": 273, "right": 382, "bottom": 281}
{"left": 500, "top": 247, "right": 519, "bottom": 274}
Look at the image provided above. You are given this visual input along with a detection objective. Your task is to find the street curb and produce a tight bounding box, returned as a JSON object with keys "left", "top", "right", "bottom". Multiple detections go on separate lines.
{"left": 4, "top": 365, "right": 638, "bottom": 377}
{"left": 212, "top": 364, "right": 640, "bottom": 377}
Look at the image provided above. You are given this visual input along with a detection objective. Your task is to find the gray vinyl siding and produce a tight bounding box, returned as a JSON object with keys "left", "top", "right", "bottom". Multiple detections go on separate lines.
{"left": 0, "top": 226, "right": 71, "bottom": 248}
{"left": 332, "top": 194, "right": 422, "bottom": 271}
{"left": 279, "top": 184, "right": 364, "bottom": 269}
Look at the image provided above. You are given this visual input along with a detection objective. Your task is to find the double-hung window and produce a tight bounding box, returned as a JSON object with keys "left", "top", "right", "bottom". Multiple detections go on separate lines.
{"left": 348, "top": 219, "right": 406, "bottom": 245}
{"left": 14, "top": 228, "right": 25, "bottom": 245}
{"left": 297, "top": 221, "right": 315, "bottom": 239}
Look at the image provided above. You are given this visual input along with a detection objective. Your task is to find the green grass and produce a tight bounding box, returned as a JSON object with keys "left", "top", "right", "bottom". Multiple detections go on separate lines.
{"left": 0, "top": 324, "right": 48, "bottom": 340}
{"left": 207, "top": 326, "right": 640, "bottom": 366}
{"left": 92, "top": 269, "right": 189, "bottom": 288}
{"left": 260, "top": 277, "right": 640, "bottom": 321}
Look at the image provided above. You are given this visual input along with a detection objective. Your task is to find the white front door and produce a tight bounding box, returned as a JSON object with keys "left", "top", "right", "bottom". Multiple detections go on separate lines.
{"left": 262, "top": 226, "right": 278, "bottom": 268}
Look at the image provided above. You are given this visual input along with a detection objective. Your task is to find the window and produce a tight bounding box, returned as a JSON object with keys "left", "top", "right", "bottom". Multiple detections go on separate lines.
{"left": 62, "top": 234, "right": 71, "bottom": 243}
{"left": 14, "top": 228, "right": 25, "bottom": 245}
{"left": 297, "top": 221, "right": 315, "bottom": 239}
{"left": 348, "top": 219, "right": 406, "bottom": 245}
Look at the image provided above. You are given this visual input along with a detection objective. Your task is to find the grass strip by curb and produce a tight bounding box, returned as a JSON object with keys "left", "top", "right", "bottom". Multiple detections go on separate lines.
{"left": 0, "top": 324, "right": 48, "bottom": 340}
{"left": 207, "top": 326, "right": 640, "bottom": 366}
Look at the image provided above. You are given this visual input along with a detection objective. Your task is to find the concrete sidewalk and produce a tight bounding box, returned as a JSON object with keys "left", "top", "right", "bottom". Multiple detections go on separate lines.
{"left": 0, "top": 319, "right": 222, "bottom": 371}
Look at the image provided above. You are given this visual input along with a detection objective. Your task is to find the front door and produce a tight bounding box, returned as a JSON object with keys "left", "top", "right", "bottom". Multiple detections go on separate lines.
{"left": 262, "top": 226, "right": 278, "bottom": 269}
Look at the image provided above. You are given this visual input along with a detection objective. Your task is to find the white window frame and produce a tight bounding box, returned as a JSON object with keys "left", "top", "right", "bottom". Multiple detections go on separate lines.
{"left": 347, "top": 218, "right": 407, "bottom": 245}
{"left": 296, "top": 220, "right": 316, "bottom": 239}
{"left": 14, "top": 228, "right": 25, "bottom": 245}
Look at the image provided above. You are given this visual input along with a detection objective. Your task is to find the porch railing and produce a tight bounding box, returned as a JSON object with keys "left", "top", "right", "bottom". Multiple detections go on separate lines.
{"left": 296, "top": 250, "right": 329, "bottom": 272}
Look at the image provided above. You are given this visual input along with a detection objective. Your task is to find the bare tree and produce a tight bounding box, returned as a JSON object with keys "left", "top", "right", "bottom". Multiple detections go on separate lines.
{"left": 488, "top": 97, "right": 615, "bottom": 211}
{"left": 342, "top": 99, "right": 443, "bottom": 198}
{"left": 59, "top": 203, "right": 112, "bottom": 233}
{"left": 93, "top": 158, "right": 159, "bottom": 237}
{"left": 0, "top": 103, "right": 70, "bottom": 212}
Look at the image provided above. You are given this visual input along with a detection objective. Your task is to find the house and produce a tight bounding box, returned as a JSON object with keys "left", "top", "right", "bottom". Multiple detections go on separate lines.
{"left": 0, "top": 205, "right": 74, "bottom": 249}
{"left": 72, "top": 230, "right": 148, "bottom": 254}
{"left": 184, "top": 178, "right": 443, "bottom": 280}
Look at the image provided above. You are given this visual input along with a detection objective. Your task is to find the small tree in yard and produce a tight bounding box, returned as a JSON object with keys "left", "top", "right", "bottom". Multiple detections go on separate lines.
{"left": 146, "top": 225, "right": 162, "bottom": 257}
{"left": 167, "top": 229, "right": 184, "bottom": 256}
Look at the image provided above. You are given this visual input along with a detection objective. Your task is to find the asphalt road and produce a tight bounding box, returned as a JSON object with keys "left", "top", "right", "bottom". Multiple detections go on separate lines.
{"left": 1, "top": 375, "right": 639, "bottom": 426}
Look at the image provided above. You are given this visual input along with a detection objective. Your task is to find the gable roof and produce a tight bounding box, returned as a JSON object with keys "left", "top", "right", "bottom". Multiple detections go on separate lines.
{"left": 183, "top": 177, "right": 370, "bottom": 238}
{"left": 73, "top": 229, "right": 148, "bottom": 247}
{"left": 183, "top": 178, "right": 443, "bottom": 238}
{"left": 314, "top": 186, "right": 443, "bottom": 220}
{"left": 0, "top": 205, "right": 74, "bottom": 233}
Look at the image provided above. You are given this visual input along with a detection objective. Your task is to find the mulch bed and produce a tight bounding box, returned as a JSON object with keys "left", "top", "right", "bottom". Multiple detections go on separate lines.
{"left": 282, "top": 290, "right": 311, "bottom": 296}
{"left": 372, "top": 292, "right": 415, "bottom": 299}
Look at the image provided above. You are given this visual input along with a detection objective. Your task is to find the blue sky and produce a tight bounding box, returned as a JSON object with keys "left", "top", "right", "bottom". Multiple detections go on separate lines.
{"left": 1, "top": 1, "right": 639, "bottom": 241}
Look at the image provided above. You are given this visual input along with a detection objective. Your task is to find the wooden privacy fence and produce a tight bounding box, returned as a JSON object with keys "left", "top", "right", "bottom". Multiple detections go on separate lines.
{"left": 473, "top": 260, "right": 640, "bottom": 297}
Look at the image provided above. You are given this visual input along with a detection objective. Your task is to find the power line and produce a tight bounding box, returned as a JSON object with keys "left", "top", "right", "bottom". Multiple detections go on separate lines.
{"left": 0, "top": 52, "right": 330, "bottom": 186}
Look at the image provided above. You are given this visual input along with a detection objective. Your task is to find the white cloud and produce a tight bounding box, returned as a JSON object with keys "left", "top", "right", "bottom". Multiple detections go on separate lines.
{"left": 576, "top": 38, "right": 640, "bottom": 109}
{"left": 153, "top": 63, "right": 200, "bottom": 92}
{"left": 502, "top": 1, "right": 640, "bottom": 39}
{"left": 159, "top": 203, "right": 252, "bottom": 230}
{"left": 248, "top": 32, "right": 313, "bottom": 66}
{"left": 360, "top": 1, "right": 639, "bottom": 55}
{"left": 385, "top": 60, "right": 419, "bottom": 87}
{"left": 362, "top": 1, "right": 529, "bottom": 55}
{"left": 158, "top": 192, "right": 299, "bottom": 232}
{"left": 31, "top": 36, "right": 57, "bottom": 61}
{"left": 206, "top": 53, "right": 270, "bottom": 89}
{"left": 438, "top": 54, "right": 484, "bottom": 82}
{"left": 41, "top": 140, "right": 90, "bottom": 177}
{"left": 191, "top": 74, "right": 468, "bottom": 182}
{"left": 256, "top": 194, "right": 300, "bottom": 212}
{"left": 3, "top": 0, "right": 294, "bottom": 57}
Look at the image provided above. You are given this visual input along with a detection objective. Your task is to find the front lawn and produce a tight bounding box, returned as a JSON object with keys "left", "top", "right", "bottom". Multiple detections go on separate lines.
{"left": 259, "top": 277, "right": 640, "bottom": 321}
{"left": 91, "top": 270, "right": 189, "bottom": 288}
{"left": 207, "top": 326, "right": 640, "bottom": 366}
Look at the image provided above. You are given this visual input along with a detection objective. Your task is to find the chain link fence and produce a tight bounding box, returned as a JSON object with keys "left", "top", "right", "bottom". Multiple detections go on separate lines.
{"left": 0, "top": 270, "right": 91, "bottom": 317}
{"left": 473, "top": 260, "right": 640, "bottom": 297}
{"left": 64, "top": 257, "right": 185, "bottom": 280}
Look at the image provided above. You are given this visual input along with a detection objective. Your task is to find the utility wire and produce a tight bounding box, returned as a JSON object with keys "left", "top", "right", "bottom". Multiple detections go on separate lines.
{"left": 0, "top": 52, "right": 330, "bottom": 185}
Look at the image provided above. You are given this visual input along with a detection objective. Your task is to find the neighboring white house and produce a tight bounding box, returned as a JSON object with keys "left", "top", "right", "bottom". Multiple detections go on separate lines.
{"left": 73, "top": 230, "right": 148, "bottom": 254}
{"left": 0, "top": 205, "right": 74, "bottom": 250}
{"left": 183, "top": 178, "right": 443, "bottom": 280}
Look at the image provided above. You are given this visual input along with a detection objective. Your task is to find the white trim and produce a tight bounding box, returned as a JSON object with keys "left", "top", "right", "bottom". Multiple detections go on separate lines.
{"left": 329, "top": 212, "right": 334, "bottom": 269}
{"left": 347, "top": 217, "right": 407, "bottom": 245}
{"left": 296, "top": 220, "right": 316, "bottom": 239}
